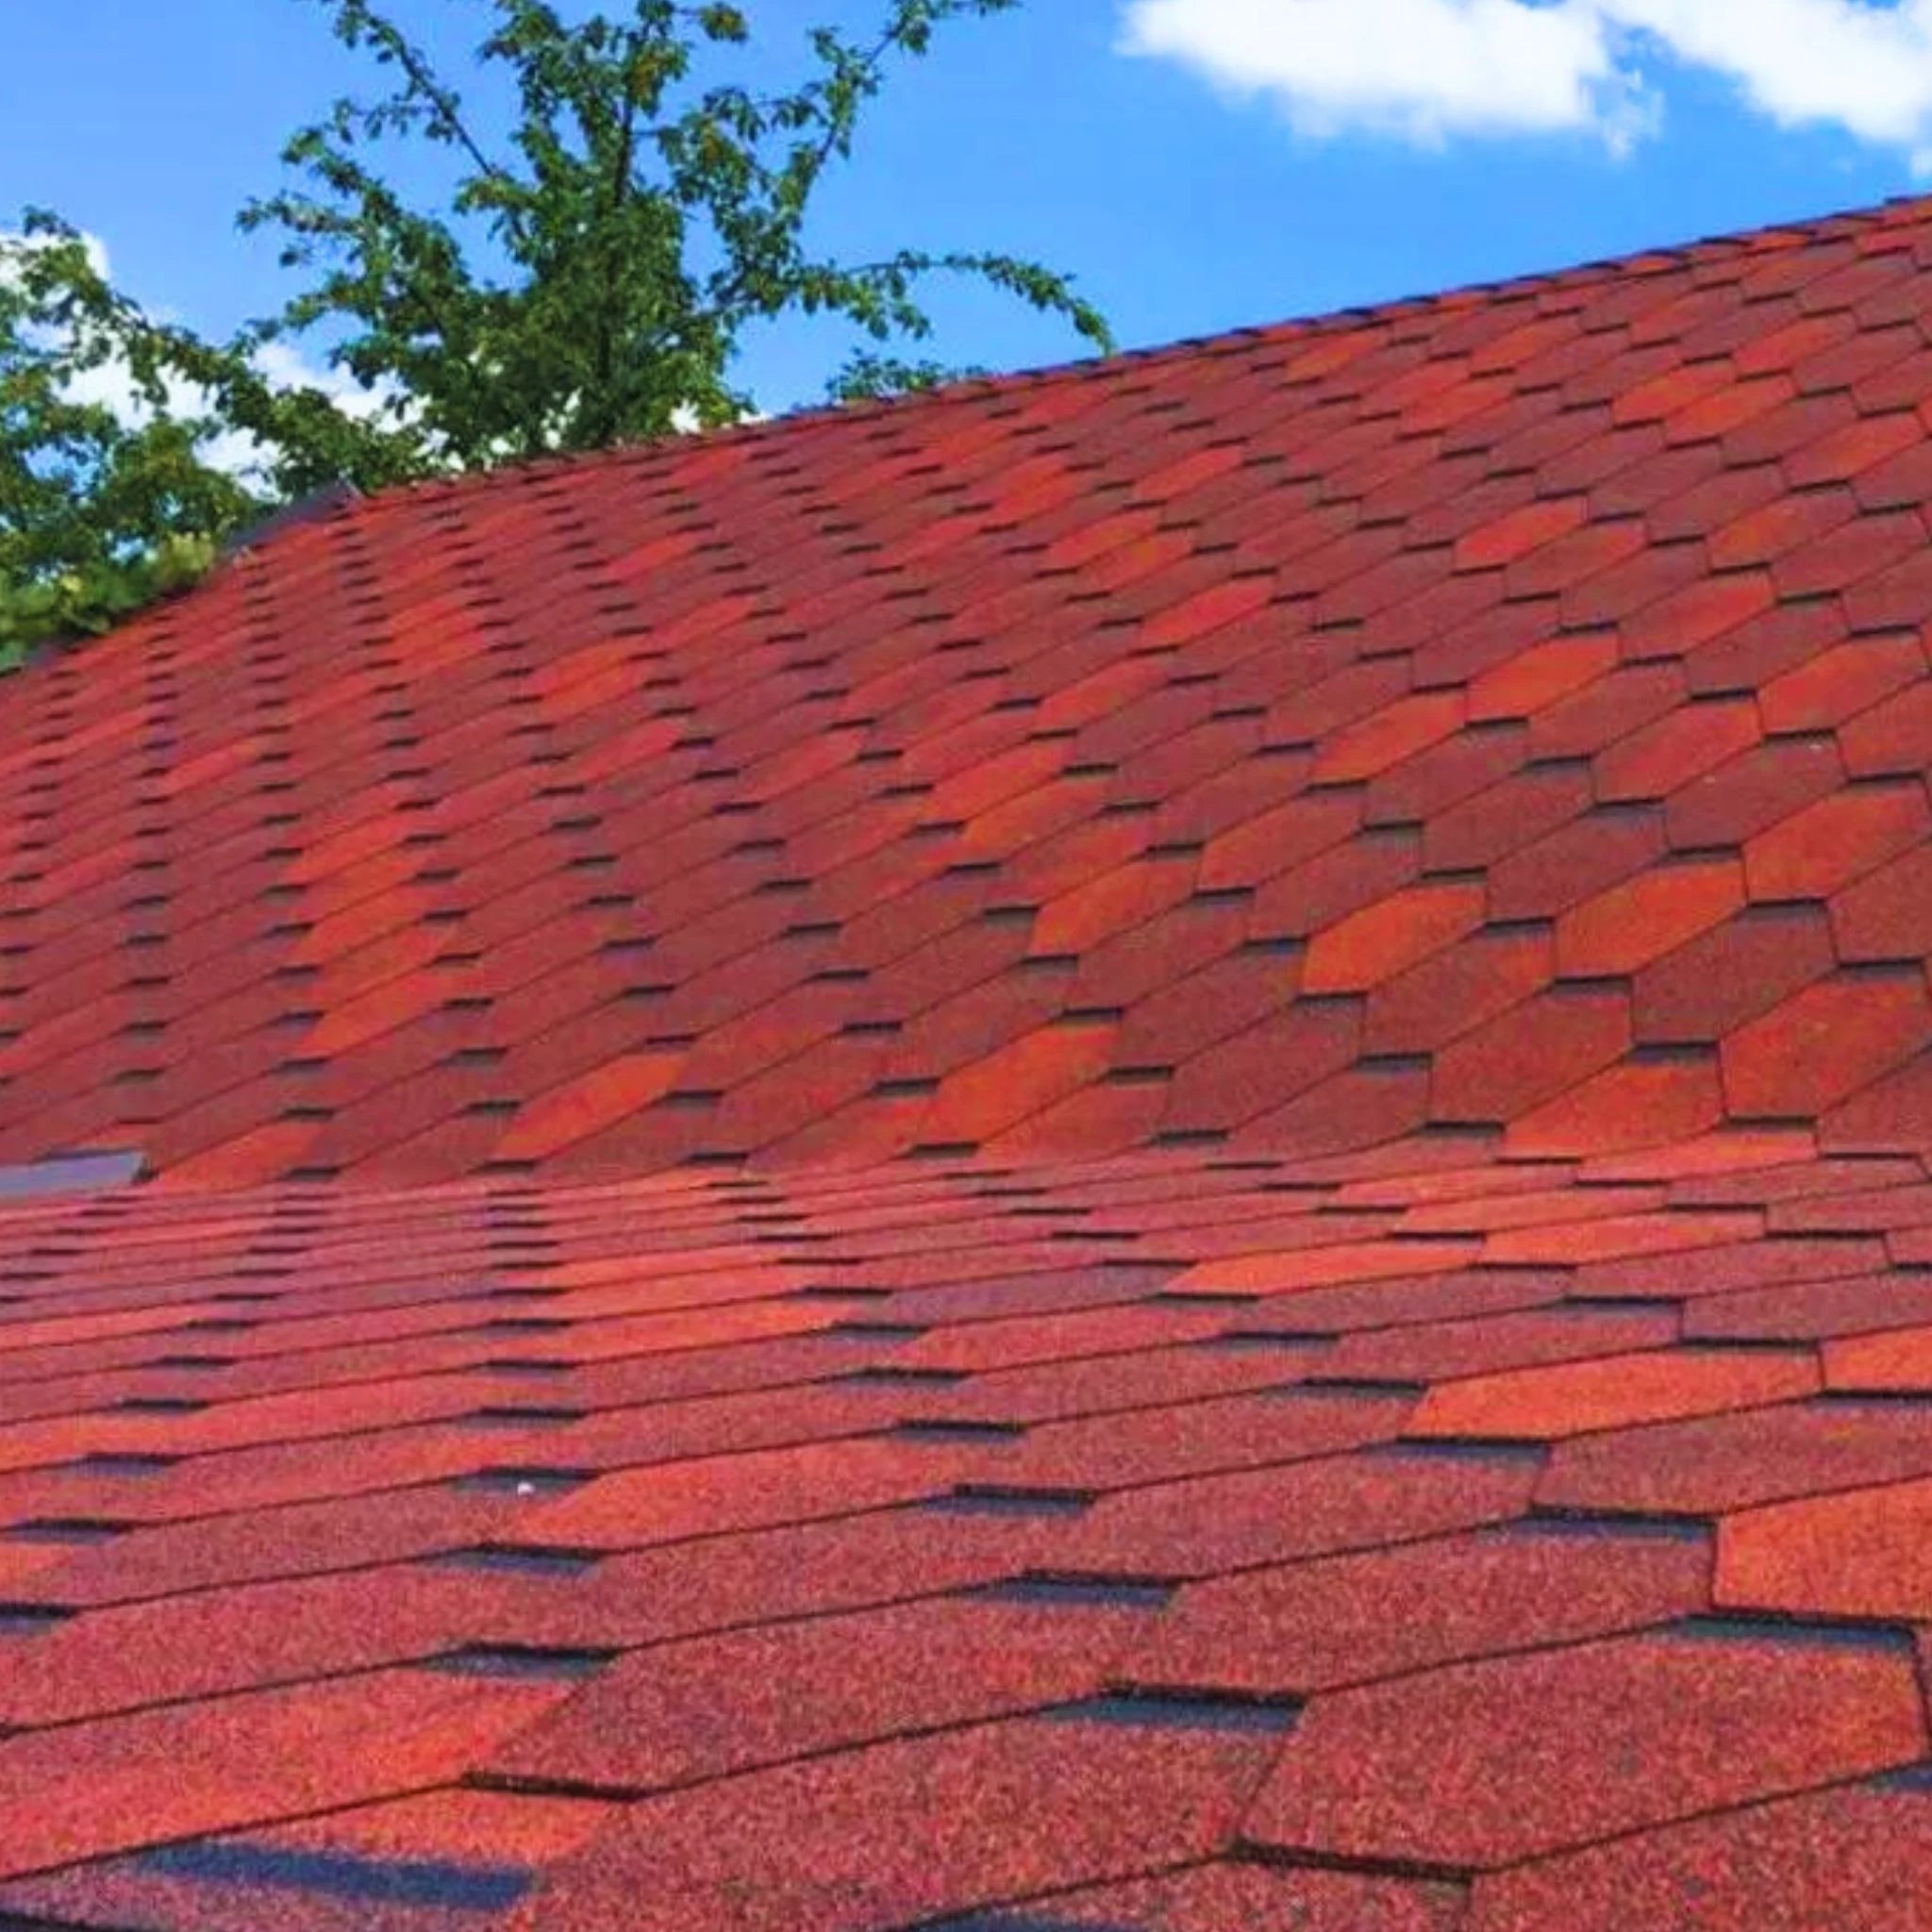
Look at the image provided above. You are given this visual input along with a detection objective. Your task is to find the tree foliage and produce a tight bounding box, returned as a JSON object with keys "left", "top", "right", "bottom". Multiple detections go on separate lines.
{"left": 2, "top": 0, "right": 1111, "bottom": 666}
{"left": 1, "top": 218, "right": 246, "bottom": 667}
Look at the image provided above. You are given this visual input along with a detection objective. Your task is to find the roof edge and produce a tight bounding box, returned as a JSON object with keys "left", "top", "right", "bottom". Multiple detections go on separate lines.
{"left": 346, "top": 185, "right": 1932, "bottom": 512}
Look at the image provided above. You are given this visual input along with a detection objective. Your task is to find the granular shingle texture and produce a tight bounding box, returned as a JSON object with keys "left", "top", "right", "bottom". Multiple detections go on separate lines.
{"left": 8, "top": 192, "right": 1932, "bottom": 1926}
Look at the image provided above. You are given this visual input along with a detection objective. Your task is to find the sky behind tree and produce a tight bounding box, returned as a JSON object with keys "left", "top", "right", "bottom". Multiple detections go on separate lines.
{"left": 7, "top": 1, "right": 1932, "bottom": 417}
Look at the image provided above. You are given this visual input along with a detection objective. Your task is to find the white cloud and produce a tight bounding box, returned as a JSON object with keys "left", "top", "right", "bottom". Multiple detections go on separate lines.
{"left": 0, "top": 224, "right": 111, "bottom": 287}
{"left": 6, "top": 226, "right": 398, "bottom": 482}
{"left": 1121, "top": 0, "right": 1932, "bottom": 164}
{"left": 1121, "top": 0, "right": 1641, "bottom": 148}
{"left": 76, "top": 333, "right": 396, "bottom": 485}
{"left": 1615, "top": 0, "right": 1932, "bottom": 161}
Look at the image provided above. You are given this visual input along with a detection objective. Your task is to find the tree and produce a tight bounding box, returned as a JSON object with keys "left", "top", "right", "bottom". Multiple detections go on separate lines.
{"left": 2, "top": 0, "right": 1112, "bottom": 667}
{"left": 0, "top": 212, "right": 401, "bottom": 667}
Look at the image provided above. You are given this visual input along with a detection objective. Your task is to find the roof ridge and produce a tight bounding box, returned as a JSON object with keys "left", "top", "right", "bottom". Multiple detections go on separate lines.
{"left": 327, "top": 184, "right": 1932, "bottom": 523}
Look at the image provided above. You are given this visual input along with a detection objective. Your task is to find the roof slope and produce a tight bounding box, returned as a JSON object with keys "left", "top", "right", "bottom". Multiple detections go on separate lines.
{"left": 9, "top": 195, "right": 1932, "bottom": 1188}
{"left": 8, "top": 193, "right": 1932, "bottom": 1928}
{"left": 7, "top": 1136, "right": 1932, "bottom": 1929}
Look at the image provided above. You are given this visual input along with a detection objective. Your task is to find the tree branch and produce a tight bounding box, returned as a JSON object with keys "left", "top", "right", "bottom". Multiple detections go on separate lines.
{"left": 313, "top": 0, "right": 522, "bottom": 228}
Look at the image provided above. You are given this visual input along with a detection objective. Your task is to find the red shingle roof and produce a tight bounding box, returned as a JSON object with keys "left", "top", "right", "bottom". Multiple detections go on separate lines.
{"left": 7, "top": 193, "right": 1932, "bottom": 1926}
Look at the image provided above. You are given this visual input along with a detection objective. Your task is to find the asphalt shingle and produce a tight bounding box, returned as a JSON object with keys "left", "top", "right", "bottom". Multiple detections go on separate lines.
{"left": 8, "top": 192, "right": 1932, "bottom": 1926}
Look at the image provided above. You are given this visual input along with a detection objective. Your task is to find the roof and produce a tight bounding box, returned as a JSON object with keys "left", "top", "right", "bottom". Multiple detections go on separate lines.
{"left": 5, "top": 191, "right": 1932, "bottom": 1926}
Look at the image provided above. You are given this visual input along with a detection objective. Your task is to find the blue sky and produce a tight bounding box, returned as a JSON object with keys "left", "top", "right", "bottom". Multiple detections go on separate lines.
{"left": 6, "top": 1, "right": 1932, "bottom": 416}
